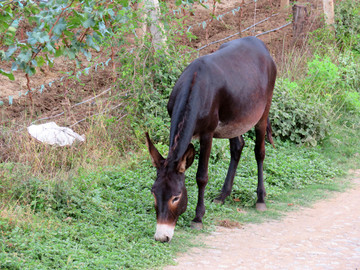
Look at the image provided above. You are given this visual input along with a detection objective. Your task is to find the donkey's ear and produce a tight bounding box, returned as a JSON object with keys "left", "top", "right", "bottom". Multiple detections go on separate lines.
{"left": 145, "top": 132, "right": 164, "bottom": 169}
{"left": 177, "top": 144, "right": 195, "bottom": 173}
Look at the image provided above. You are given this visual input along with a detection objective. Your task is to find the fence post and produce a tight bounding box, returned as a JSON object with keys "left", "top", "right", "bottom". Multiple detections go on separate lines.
{"left": 322, "top": 0, "right": 335, "bottom": 25}
{"left": 280, "top": 0, "right": 289, "bottom": 9}
{"left": 292, "top": 4, "right": 308, "bottom": 41}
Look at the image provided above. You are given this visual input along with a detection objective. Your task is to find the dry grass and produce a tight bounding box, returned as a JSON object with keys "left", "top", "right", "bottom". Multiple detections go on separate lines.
{"left": 1, "top": 120, "right": 132, "bottom": 174}
{"left": 0, "top": 203, "right": 35, "bottom": 228}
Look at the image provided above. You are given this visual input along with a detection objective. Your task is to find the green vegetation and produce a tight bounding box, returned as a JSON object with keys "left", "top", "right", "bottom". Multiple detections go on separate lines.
{"left": 0, "top": 138, "right": 346, "bottom": 269}
{"left": 1, "top": 0, "right": 360, "bottom": 269}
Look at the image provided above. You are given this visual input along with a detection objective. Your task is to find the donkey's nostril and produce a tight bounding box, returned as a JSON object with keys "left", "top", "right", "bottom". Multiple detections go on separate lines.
{"left": 154, "top": 235, "right": 171, "bottom": 242}
{"left": 154, "top": 224, "right": 174, "bottom": 242}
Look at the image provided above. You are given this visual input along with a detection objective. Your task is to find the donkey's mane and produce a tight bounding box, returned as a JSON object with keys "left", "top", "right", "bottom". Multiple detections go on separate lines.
{"left": 164, "top": 72, "right": 197, "bottom": 167}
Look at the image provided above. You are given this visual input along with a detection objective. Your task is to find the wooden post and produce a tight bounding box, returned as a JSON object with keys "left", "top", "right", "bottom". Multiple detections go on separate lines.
{"left": 323, "top": 0, "right": 335, "bottom": 25}
{"left": 292, "top": 4, "right": 308, "bottom": 41}
{"left": 280, "top": 0, "right": 290, "bottom": 9}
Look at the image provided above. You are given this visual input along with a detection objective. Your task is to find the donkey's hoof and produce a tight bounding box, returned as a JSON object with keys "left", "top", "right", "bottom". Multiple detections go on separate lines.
{"left": 256, "top": 203, "right": 267, "bottom": 211}
{"left": 213, "top": 198, "right": 224, "bottom": 204}
{"left": 190, "top": 221, "right": 203, "bottom": 230}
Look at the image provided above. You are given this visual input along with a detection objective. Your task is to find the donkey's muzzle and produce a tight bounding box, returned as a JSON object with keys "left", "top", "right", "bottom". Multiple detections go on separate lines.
{"left": 154, "top": 223, "right": 175, "bottom": 242}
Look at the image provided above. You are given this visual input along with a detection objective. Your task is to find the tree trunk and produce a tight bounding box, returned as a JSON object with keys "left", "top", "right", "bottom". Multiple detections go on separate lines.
{"left": 134, "top": 0, "right": 167, "bottom": 51}
{"left": 144, "top": 0, "right": 167, "bottom": 51}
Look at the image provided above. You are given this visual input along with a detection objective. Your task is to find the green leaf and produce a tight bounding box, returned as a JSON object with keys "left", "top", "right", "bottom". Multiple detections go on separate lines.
{"left": 11, "top": 62, "right": 18, "bottom": 71}
{"left": 83, "top": 17, "right": 95, "bottom": 28}
{"left": 55, "top": 47, "right": 64, "bottom": 58}
{"left": 53, "top": 18, "right": 67, "bottom": 36}
{"left": 86, "top": 35, "right": 100, "bottom": 51}
{"left": 17, "top": 50, "right": 32, "bottom": 63}
{"left": 25, "top": 65, "right": 36, "bottom": 76}
{"left": 46, "top": 43, "right": 56, "bottom": 53}
{"left": 83, "top": 49, "right": 92, "bottom": 61}
{"left": 5, "top": 45, "right": 17, "bottom": 60}
{"left": 118, "top": 0, "right": 130, "bottom": 7}
{"left": 46, "top": 54, "right": 54, "bottom": 68}
{"left": 31, "top": 59, "right": 38, "bottom": 67}
{"left": 99, "top": 21, "right": 108, "bottom": 35}
{"left": 36, "top": 56, "right": 45, "bottom": 67}
{"left": 0, "top": 69, "right": 15, "bottom": 80}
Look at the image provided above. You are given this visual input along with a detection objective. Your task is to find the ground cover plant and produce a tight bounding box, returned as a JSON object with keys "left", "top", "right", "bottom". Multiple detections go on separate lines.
{"left": 1, "top": 0, "right": 360, "bottom": 268}
{"left": 0, "top": 137, "right": 345, "bottom": 269}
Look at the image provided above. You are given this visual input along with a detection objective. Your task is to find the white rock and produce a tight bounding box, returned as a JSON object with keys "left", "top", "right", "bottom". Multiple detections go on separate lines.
{"left": 27, "top": 122, "right": 85, "bottom": 146}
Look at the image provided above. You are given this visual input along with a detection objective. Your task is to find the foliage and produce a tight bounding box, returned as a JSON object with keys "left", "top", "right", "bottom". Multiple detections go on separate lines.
{"left": 0, "top": 135, "right": 343, "bottom": 268}
{"left": 308, "top": 27, "right": 338, "bottom": 56}
{"left": 270, "top": 46, "right": 360, "bottom": 145}
{"left": 334, "top": 0, "right": 360, "bottom": 53}
{"left": 337, "top": 51, "right": 360, "bottom": 92}
{"left": 0, "top": 0, "right": 134, "bottom": 81}
{"left": 203, "top": 139, "right": 340, "bottom": 206}
{"left": 0, "top": 163, "right": 178, "bottom": 269}
{"left": 117, "top": 25, "right": 196, "bottom": 143}
{"left": 339, "top": 91, "right": 360, "bottom": 115}
{"left": 270, "top": 78, "right": 331, "bottom": 145}
{"left": 305, "top": 54, "right": 340, "bottom": 94}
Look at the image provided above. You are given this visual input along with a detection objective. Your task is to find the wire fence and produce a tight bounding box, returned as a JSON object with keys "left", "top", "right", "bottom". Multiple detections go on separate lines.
{"left": 17, "top": 21, "right": 292, "bottom": 130}
{"left": 0, "top": 2, "right": 248, "bottom": 105}
{"left": 1, "top": 1, "right": 292, "bottom": 129}
{"left": 0, "top": 0, "right": 269, "bottom": 106}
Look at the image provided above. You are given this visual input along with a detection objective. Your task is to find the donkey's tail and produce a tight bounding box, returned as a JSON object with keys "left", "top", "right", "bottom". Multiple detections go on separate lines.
{"left": 266, "top": 117, "right": 275, "bottom": 148}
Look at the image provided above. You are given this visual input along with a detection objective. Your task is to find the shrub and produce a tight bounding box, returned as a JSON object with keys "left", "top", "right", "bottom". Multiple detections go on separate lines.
{"left": 335, "top": 0, "right": 360, "bottom": 53}
{"left": 270, "top": 78, "right": 331, "bottom": 145}
{"left": 117, "top": 32, "right": 195, "bottom": 144}
{"left": 340, "top": 91, "right": 360, "bottom": 115}
{"left": 337, "top": 51, "right": 360, "bottom": 92}
{"left": 305, "top": 54, "right": 340, "bottom": 94}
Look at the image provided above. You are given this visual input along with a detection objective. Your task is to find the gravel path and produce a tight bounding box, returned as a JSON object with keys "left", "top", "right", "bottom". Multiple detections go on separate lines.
{"left": 165, "top": 170, "right": 360, "bottom": 270}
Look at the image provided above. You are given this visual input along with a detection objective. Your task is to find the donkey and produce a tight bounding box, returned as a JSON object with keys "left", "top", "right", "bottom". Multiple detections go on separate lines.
{"left": 146, "top": 37, "right": 277, "bottom": 242}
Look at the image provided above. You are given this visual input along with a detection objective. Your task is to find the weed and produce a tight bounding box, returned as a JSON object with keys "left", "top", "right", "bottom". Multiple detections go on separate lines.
{"left": 1, "top": 1, "right": 360, "bottom": 269}
{"left": 335, "top": 0, "right": 360, "bottom": 53}
{"left": 270, "top": 78, "right": 331, "bottom": 145}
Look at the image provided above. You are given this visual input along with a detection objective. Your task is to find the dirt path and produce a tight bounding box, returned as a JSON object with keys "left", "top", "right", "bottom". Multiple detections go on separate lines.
{"left": 165, "top": 170, "right": 360, "bottom": 270}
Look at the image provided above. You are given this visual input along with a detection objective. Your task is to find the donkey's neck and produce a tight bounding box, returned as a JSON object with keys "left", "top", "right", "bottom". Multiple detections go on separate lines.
{"left": 165, "top": 73, "right": 199, "bottom": 166}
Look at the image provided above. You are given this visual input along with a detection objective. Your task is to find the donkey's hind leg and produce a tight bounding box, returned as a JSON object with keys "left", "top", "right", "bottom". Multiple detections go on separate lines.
{"left": 254, "top": 120, "right": 267, "bottom": 211}
{"left": 214, "top": 136, "right": 245, "bottom": 204}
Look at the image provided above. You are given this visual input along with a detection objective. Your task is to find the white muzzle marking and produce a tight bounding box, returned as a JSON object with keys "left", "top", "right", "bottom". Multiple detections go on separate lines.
{"left": 154, "top": 223, "right": 175, "bottom": 242}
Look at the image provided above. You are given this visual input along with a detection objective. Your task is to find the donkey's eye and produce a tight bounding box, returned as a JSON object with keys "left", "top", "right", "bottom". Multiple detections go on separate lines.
{"left": 172, "top": 195, "right": 181, "bottom": 204}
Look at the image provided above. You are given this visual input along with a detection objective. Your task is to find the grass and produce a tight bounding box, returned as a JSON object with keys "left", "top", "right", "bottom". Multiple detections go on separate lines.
{"left": 1, "top": 128, "right": 357, "bottom": 269}
{"left": 1, "top": 4, "right": 360, "bottom": 266}
{"left": 1, "top": 81, "right": 359, "bottom": 269}
{"left": 0, "top": 163, "right": 199, "bottom": 269}
{"left": 205, "top": 177, "right": 352, "bottom": 226}
{"left": 2, "top": 66, "right": 360, "bottom": 270}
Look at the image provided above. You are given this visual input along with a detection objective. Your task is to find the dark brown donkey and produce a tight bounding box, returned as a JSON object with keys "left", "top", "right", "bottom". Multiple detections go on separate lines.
{"left": 146, "top": 37, "right": 277, "bottom": 242}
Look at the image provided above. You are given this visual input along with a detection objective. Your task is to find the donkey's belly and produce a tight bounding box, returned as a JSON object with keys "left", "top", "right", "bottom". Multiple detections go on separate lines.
{"left": 213, "top": 120, "right": 255, "bottom": 139}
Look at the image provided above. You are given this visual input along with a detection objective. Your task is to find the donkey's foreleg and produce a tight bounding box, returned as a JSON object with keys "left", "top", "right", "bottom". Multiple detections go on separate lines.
{"left": 254, "top": 122, "right": 267, "bottom": 211}
{"left": 191, "top": 134, "right": 213, "bottom": 230}
{"left": 214, "top": 136, "right": 245, "bottom": 203}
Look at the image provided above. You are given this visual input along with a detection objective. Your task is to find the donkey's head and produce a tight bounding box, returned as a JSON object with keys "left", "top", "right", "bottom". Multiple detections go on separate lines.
{"left": 145, "top": 133, "right": 195, "bottom": 242}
